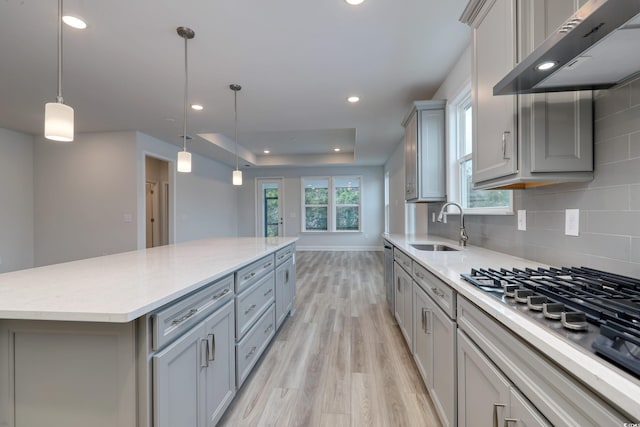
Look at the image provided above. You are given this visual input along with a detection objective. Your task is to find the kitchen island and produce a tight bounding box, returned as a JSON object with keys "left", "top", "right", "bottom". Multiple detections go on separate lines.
{"left": 384, "top": 233, "right": 640, "bottom": 425}
{"left": 0, "top": 236, "right": 297, "bottom": 427}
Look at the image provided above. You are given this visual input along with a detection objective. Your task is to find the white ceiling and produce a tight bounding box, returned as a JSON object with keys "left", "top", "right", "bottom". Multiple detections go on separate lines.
{"left": 0, "top": 0, "right": 470, "bottom": 168}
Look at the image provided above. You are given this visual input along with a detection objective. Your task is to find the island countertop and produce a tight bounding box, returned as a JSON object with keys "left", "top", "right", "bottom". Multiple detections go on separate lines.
{"left": 0, "top": 237, "right": 297, "bottom": 323}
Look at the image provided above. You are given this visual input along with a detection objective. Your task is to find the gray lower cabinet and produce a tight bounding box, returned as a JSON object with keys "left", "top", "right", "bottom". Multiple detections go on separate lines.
{"left": 393, "top": 261, "right": 413, "bottom": 350}
{"left": 153, "top": 299, "right": 235, "bottom": 427}
{"left": 275, "top": 255, "right": 294, "bottom": 330}
{"left": 457, "top": 330, "right": 549, "bottom": 427}
{"left": 457, "top": 297, "right": 628, "bottom": 426}
{"left": 413, "top": 281, "right": 456, "bottom": 427}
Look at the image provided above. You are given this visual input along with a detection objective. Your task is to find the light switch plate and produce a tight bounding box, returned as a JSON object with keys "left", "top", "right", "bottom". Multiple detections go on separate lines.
{"left": 565, "top": 209, "right": 580, "bottom": 236}
{"left": 517, "top": 210, "right": 526, "bottom": 231}
{"left": 432, "top": 212, "right": 436, "bottom": 222}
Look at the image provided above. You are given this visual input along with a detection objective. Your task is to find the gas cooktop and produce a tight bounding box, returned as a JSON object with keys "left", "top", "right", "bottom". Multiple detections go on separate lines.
{"left": 461, "top": 266, "right": 640, "bottom": 378}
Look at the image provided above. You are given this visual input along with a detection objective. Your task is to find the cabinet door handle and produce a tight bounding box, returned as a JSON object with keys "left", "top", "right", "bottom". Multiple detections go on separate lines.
{"left": 212, "top": 288, "right": 230, "bottom": 300}
{"left": 207, "top": 333, "right": 215, "bottom": 362}
{"left": 421, "top": 308, "right": 427, "bottom": 332}
{"left": 493, "top": 403, "right": 506, "bottom": 427}
{"left": 504, "top": 418, "right": 518, "bottom": 427}
{"left": 502, "top": 131, "right": 511, "bottom": 159}
{"left": 200, "top": 338, "right": 209, "bottom": 368}
{"left": 285, "top": 270, "right": 289, "bottom": 283}
{"left": 245, "top": 304, "right": 257, "bottom": 315}
{"left": 171, "top": 308, "right": 197, "bottom": 326}
{"left": 397, "top": 277, "right": 401, "bottom": 293}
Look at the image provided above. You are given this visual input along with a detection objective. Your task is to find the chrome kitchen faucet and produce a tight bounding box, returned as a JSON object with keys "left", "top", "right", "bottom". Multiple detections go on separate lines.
{"left": 437, "top": 202, "right": 468, "bottom": 247}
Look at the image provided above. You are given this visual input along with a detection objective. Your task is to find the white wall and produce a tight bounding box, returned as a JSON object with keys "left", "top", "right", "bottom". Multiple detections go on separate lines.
{"left": 136, "top": 132, "right": 238, "bottom": 246}
{"left": 237, "top": 166, "right": 384, "bottom": 250}
{"left": 385, "top": 139, "right": 406, "bottom": 234}
{"left": 34, "top": 132, "right": 138, "bottom": 266}
{"left": 0, "top": 128, "right": 34, "bottom": 272}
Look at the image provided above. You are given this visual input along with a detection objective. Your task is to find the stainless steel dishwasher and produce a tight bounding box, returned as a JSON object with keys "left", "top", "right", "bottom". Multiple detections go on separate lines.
{"left": 384, "top": 241, "right": 394, "bottom": 314}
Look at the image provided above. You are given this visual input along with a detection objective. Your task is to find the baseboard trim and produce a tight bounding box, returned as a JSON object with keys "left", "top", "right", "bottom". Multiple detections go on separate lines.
{"left": 296, "top": 246, "right": 383, "bottom": 252}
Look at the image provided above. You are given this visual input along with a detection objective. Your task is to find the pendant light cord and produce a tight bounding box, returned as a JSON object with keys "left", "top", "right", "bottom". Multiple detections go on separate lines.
{"left": 57, "top": 0, "right": 63, "bottom": 103}
{"left": 182, "top": 34, "right": 188, "bottom": 152}
{"left": 234, "top": 90, "right": 239, "bottom": 171}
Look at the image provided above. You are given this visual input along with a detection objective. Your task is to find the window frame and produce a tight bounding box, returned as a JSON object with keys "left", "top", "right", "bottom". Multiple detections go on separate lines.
{"left": 301, "top": 176, "right": 362, "bottom": 233}
{"left": 446, "top": 82, "right": 513, "bottom": 216}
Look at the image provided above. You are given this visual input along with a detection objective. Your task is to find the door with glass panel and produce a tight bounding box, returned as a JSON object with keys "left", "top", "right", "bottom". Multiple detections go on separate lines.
{"left": 257, "top": 178, "right": 283, "bottom": 237}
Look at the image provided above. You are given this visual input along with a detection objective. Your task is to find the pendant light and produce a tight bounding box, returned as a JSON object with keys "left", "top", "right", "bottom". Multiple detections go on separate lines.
{"left": 44, "top": 0, "right": 74, "bottom": 142}
{"left": 177, "top": 26, "right": 195, "bottom": 173}
{"left": 230, "top": 84, "right": 243, "bottom": 186}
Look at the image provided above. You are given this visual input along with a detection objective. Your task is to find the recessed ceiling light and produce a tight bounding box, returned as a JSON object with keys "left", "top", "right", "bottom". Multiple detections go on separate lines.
{"left": 334, "top": 148, "right": 341, "bottom": 152}
{"left": 190, "top": 104, "right": 204, "bottom": 111}
{"left": 263, "top": 150, "right": 270, "bottom": 154}
{"left": 535, "top": 61, "right": 558, "bottom": 71}
{"left": 345, "top": 0, "right": 365, "bottom": 5}
{"left": 347, "top": 96, "right": 360, "bottom": 103}
{"left": 62, "top": 15, "right": 87, "bottom": 29}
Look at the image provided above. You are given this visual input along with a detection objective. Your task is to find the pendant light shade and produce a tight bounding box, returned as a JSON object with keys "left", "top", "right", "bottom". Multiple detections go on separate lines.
{"left": 233, "top": 169, "right": 243, "bottom": 186}
{"left": 230, "top": 84, "right": 242, "bottom": 186}
{"left": 176, "top": 26, "right": 195, "bottom": 173}
{"left": 177, "top": 150, "right": 192, "bottom": 173}
{"left": 44, "top": 102, "right": 74, "bottom": 142}
{"left": 45, "top": 0, "right": 74, "bottom": 142}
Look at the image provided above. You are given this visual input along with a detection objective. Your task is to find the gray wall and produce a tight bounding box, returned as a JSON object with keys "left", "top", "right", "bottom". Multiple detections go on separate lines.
{"left": 429, "top": 77, "right": 640, "bottom": 278}
{"left": 237, "top": 166, "right": 384, "bottom": 250}
{"left": 0, "top": 128, "right": 34, "bottom": 272}
{"left": 34, "top": 132, "right": 139, "bottom": 266}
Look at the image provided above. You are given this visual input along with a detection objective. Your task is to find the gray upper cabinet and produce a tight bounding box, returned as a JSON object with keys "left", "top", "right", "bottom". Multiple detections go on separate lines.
{"left": 462, "top": 0, "right": 593, "bottom": 190}
{"left": 403, "top": 100, "right": 446, "bottom": 202}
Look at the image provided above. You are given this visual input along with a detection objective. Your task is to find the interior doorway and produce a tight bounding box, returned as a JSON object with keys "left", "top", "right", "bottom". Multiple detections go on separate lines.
{"left": 145, "top": 156, "right": 170, "bottom": 248}
{"left": 257, "top": 178, "right": 284, "bottom": 237}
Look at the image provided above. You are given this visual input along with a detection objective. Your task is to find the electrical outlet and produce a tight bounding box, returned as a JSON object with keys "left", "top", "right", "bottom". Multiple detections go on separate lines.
{"left": 123, "top": 213, "right": 133, "bottom": 223}
{"left": 565, "top": 209, "right": 580, "bottom": 236}
{"left": 517, "top": 210, "right": 527, "bottom": 231}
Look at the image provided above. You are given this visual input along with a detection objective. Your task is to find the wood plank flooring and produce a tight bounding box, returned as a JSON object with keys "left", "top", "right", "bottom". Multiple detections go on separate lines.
{"left": 219, "top": 251, "right": 442, "bottom": 427}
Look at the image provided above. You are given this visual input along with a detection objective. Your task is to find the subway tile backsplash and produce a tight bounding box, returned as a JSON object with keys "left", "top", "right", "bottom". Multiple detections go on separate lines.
{"left": 429, "top": 77, "right": 640, "bottom": 278}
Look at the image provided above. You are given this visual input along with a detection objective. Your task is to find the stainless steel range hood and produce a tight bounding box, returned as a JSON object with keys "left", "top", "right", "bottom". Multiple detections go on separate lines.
{"left": 494, "top": 0, "right": 640, "bottom": 95}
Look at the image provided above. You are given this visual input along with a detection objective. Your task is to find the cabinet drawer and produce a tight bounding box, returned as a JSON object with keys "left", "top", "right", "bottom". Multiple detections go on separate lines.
{"left": 394, "top": 248, "right": 412, "bottom": 273}
{"left": 413, "top": 263, "right": 455, "bottom": 319}
{"left": 151, "top": 275, "right": 234, "bottom": 351}
{"left": 236, "top": 304, "right": 276, "bottom": 388}
{"left": 235, "top": 254, "right": 275, "bottom": 294}
{"left": 235, "top": 273, "right": 275, "bottom": 339}
{"left": 275, "top": 244, "right": 294, "bottom": 266}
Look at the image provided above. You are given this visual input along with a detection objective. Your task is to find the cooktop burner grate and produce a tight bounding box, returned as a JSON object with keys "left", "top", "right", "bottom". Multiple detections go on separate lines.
{"left": 461, "top": 266, "right": 640, "bottom": 378}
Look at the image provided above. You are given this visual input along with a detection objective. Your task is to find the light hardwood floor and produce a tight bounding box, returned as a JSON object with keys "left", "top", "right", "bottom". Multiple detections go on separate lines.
{"left": 219, "top": 251, "right": 442, "bottom": 427}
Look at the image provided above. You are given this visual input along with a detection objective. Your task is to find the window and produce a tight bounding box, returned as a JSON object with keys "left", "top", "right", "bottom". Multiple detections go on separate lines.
{"left": 448, "top": 84, "right": 512, "bottom": 214}
{"left": 301, "top": 176, "right": 361, "bottom": 232}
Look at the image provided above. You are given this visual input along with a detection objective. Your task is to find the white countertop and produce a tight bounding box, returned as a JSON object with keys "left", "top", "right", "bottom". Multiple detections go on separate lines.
{"left": 0, "top": 237, "right": 297, "bottom": 323}
{"left": 384, "top": 233, "right": 640, "bottom": 422}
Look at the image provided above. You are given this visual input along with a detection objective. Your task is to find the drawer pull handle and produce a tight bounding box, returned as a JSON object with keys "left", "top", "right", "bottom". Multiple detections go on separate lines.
{"left": 493, "top": 403, "right": 505, "bottom": 427}
{"left": 415, "top": 272, "right": 424, "bottom": 279}
{"left": 245, "top": 346, "right": 257, "bottom": 360}
{"left": 208, "top": 333, "right": 216, "bottom": 362}
{"left": 263, "top": 262, "right": 273, "bottom": 269}
{"left": 213, "top": 288, "right": 230, "bottom": 300}
{"left": 264, "top": 289, "right": 273, "bottom": 297}
{"left": 200, "top": 338, "right": 209, "bottom": 368}
{"left": 431, "top": 288, "right": 445, "bottom": 298}
{"left": 244, "top": 272, "right": 256, "bottom": 281}
{"left": 245, "top": 304, "right": 257, "bottom": 315}
{"left": 171, "top": 308, "right": 197, "bottom": 326}
{"left": 264, "top": 324, "right": 273, "bottom": 334}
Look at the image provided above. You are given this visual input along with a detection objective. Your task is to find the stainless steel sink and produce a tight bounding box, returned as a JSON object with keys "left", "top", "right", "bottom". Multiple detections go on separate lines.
{"left": 410, "top": 243, "right": 459, "bottom": 251}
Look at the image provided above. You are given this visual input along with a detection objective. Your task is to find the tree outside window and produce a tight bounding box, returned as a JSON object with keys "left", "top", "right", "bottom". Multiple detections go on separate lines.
{"left": 301, "top": 176, "right": 362, "bottom": 232}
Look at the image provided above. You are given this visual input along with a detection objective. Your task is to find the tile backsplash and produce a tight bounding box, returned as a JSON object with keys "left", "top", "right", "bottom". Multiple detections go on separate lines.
{"left": 429, "top": 77, "right": 640, "bottom": 278}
